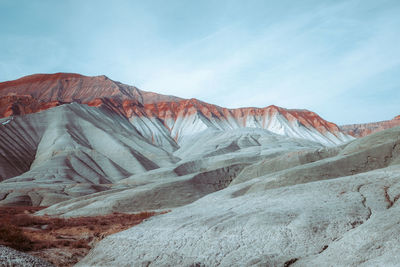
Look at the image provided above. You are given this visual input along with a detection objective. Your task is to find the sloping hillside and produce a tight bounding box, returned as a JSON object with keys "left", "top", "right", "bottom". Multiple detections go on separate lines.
{"left": 77, "top": 127, "right": 400, "bottom": 267}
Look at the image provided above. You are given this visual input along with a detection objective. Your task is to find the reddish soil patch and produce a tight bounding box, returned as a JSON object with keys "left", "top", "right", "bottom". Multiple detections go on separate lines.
{"left": 0, "top": 206, "right": 168, "bottom": 266}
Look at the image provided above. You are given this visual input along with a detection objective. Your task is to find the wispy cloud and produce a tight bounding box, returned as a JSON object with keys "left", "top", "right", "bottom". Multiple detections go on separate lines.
{"left": 133, "top": 0, "right": 400, "bottom": 123}
{"left": 0, "top": 0, "right": 399, "bottom": 124}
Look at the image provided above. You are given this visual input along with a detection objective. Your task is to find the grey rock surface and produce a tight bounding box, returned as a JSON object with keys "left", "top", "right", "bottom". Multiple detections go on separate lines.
{"left": 77, "top": 166, "right": 400, "bottom": 267}
{"left": 1, "top": 100, "right": 399, "bottom": 267}
{"left": 38, "top": 128, "right": 323, "bottom": 217}
{"left": 76, "top": 127, "right": 400, "bottom": 266}
{"left": 0, "top": 103, "right": 178, "bottom": 206}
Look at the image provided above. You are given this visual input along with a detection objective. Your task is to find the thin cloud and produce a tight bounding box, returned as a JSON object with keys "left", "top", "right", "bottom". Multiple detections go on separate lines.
{"left": 0, "top": 0, "right": 399, "bottom": 124}
{"left": 134, "top": 0, "right": 400, "bottom": 124}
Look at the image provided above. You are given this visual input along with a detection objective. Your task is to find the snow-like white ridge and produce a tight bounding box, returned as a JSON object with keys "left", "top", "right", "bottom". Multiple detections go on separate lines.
{"left": 130, "top": 110, "right": 354, "bottom": 150}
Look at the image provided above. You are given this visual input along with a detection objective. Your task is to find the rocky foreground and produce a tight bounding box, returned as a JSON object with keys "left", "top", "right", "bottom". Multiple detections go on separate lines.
{"left": 0, "top": 245, "right": 54, "bottom": 267}
{"left": 0, "top": 206, "right": 164, "bottom": 266}
{"left": 73, "top": 126, "right": 400, "bottom": 266}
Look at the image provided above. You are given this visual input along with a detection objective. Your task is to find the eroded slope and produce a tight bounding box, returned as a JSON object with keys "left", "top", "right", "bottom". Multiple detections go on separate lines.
{"left": 0, "top": 103, "right": 178, "bottom": 206}
{"left": 77, "top": 127, "right": 400, "bottom": 267}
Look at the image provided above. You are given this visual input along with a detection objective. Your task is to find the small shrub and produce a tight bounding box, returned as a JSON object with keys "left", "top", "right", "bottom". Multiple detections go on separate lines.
{"left": 72, "top": 239, "right": 90, "bottom": 249}
{"left": 0, "top": 224, "right": 33, "bottom": 251}
{"left": 135, "top": 211, "right": 156, "bottom": 220}
{"left": 35, "top": 241, "right": 54, "bottom": 250}
{"left": 13, "top": 214, "right": 47, "bottom": 227}
{"left": 60, "top": 240, "right": 71, "bottom": 247}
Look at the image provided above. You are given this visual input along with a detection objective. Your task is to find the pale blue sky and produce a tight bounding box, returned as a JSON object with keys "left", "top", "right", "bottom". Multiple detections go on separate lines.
{"left": 1, "top": 0, "right": 399, "bottom": 124}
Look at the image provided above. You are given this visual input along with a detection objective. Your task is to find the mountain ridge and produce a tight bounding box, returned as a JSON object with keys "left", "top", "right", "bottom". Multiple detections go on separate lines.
{"left": 341, "top": 115, "right": 400, "bottom": 137}
{"left": 0, "top": 73, "right": 353, "bottom": 148}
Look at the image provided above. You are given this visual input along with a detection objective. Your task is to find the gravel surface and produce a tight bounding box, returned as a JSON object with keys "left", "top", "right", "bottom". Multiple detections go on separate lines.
{"left": 0, "top": 245, "right": 54, "bottom": 267}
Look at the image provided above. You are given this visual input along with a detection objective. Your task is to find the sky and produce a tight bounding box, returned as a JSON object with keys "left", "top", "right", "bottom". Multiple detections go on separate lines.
{"left": 0, "top": 0, "right": 399, "bottom": 124}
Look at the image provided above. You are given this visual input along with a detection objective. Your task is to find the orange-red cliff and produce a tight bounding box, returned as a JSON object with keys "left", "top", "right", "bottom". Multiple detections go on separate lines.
{"left": 341, "top": 115, "right": 400, "bottom": 138}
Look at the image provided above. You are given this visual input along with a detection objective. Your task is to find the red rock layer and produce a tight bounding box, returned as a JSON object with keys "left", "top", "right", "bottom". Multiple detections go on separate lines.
{"left": 0, "top": 73, "right": 181, "bottom": 118}
{"left": 341, "top": 115, "right": 400, "bottom": 137}
{"left": 0, "top": 95, "right": 63, "bottom": 118}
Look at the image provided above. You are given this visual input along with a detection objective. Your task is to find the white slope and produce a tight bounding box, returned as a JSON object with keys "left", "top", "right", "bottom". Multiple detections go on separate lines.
{"left": 37, "top": 128, "right": 324, "bottom": 217}
{"left": 129, "top": 116, "right": 179, "bottom": 152}
{"left": 78, "top": 166, "right": 400, "bottom": 267}
{"left": 132, "top": 110, "right": 354, "bottom": 151}
{"left": 0, "top": 103, "right": 179, "bottom": 206}
{"left": 174, "top": 128, "right": 323, "bottom": 160}
{"left": 77, "top": 127, "right": 400, "bottom": 267}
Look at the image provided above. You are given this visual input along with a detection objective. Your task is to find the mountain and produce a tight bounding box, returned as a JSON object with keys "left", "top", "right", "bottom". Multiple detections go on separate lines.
{"left": 1, "top": 72, "right": 400, "bottom": 266}
{"left": 0, "top": 73, "right": 181, "bottom": 121}
{"left": 0, "top": 73, "right": 353, "bottom": 150}
{"left": 0, "top": 72, "right": 352, "bottom": 206}
{"left": 341, "top": 115, "right": 400, "bottom": 137}
{"left": 0, "top": 73, "right": 181, "bottom": 104}
{"left": 131, "top": 99, "right": 352, "bottom": 146}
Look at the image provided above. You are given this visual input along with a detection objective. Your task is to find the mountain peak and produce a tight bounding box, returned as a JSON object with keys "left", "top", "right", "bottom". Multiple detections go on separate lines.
{"left": 0, "top": 73, "right": 85, "bottom": 89}
{"left": 0, "top": 73, "right": 182, "bottom": 107}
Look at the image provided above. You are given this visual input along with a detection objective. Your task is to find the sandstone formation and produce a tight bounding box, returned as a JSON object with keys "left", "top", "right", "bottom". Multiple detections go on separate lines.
{"left": 0, "top": 73, "right": 181, "bottom": 105}
{"left": 341, "top": 115, "right": 400, "bottom": 137}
